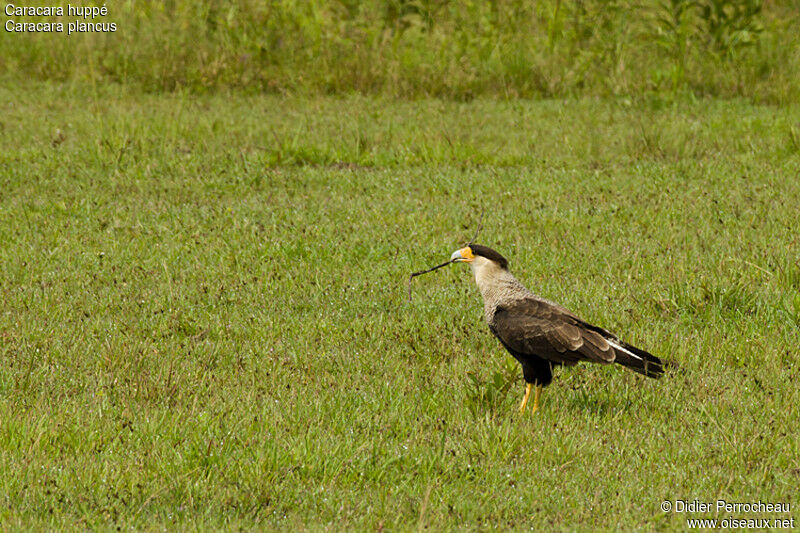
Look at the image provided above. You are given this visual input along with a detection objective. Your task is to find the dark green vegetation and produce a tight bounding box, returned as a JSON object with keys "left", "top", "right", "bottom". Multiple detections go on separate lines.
{"left": 1, "top": 0, "right": 799, "bottom": 102}
{"left": 1, "top": 83, "right": 798, "bottom": 529}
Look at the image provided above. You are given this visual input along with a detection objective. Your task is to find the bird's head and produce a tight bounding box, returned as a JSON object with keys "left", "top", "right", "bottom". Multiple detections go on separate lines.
{"left": 450, "top": 244, "right": 509, "bottom": 271}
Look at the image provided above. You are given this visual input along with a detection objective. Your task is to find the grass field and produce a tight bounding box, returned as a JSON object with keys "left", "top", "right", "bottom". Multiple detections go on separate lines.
{"left": 2, "top": 0, "right": 799, "bottom": 102}
{"left": 1, "top": 83, "right": 799, "bottom": 529}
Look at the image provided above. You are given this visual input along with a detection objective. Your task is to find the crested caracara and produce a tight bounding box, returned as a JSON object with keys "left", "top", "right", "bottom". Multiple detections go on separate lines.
{"left": 450, "top": 244, "right": 670, "bottom": 414}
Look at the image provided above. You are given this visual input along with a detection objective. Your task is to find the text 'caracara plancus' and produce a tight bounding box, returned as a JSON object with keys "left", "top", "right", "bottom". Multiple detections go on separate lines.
{"left": 450, "top": 244, "right": 671, "bottom": 414}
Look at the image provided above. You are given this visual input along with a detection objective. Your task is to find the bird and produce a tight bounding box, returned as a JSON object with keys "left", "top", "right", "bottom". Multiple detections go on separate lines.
{"left": 450, "top": 243, "right": 671, "bottom": 414}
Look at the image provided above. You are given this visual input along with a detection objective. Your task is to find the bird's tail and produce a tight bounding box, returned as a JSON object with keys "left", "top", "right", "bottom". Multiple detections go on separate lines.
{"left": 610, "top": 339, "right": 675, "bottom": 379}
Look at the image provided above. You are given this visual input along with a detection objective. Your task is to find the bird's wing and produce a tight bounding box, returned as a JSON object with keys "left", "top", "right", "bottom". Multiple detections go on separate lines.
{"left": 490, "top": 298, "right": 616, "bottom": 365}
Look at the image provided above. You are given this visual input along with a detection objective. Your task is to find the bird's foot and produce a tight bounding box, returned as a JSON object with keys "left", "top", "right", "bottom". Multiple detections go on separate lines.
{"left": 531, "top": 385, "right": 542, "bottom": 415}
{"left": 519, "top": 384, "right": 543, "bottom": 415}
{"left": 518, "top": 383, "right": 532, "bottom": 413}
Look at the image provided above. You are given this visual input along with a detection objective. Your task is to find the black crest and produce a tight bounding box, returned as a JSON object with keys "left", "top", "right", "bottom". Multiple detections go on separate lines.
{"left": 470, "top": 244, "right": 509, "bottom": 269}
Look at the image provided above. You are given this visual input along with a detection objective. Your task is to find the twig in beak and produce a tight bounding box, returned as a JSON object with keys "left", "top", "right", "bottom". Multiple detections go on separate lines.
{"left": 407, "top": 259, "right": 456, "bottom": 301}
{"left": 407, "top": 210, "right": 484, "bottom": 301}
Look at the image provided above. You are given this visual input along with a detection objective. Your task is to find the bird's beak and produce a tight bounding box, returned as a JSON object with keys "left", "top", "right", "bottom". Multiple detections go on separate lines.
{"left": 450, "top": 247, "right": 475, "bottom": 263}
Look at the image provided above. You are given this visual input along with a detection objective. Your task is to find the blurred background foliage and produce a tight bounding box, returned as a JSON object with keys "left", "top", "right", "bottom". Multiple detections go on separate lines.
{"left": 1, "top": 0, "right": 798, "bottom": 101}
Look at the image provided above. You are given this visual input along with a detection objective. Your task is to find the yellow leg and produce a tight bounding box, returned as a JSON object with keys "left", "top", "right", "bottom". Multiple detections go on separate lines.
{"left": 530, "top": 385, "right": 542, "bottom": 414}
{"left": 518, "top": 383, "right": 532, "bottom": 413}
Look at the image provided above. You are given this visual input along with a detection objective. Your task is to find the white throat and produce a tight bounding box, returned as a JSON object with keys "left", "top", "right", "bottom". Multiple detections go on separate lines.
{"left": 468, "top": 256, "right": 530, "bottom": 313}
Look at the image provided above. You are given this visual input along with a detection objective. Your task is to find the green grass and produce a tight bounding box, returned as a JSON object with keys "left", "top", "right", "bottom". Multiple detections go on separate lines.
{"left": 1, "top": 0, "right": 799, "bottom": 102}
{"left": 1, "top": 83, "right": 799, "bottom": 529}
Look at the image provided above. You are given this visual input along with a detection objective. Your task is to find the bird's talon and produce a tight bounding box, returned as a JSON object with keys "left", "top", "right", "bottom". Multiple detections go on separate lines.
{"left": 518, "top": 383, "right": 532, "bottom": 414}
